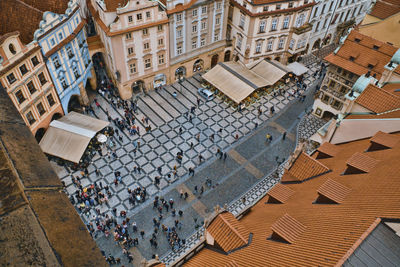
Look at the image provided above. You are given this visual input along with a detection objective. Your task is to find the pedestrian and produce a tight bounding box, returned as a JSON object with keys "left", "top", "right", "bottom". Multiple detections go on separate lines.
{"left": 197, "top": 98, "right": 201, "bottom": 106}
{"left": 189, "top": 115, "right": 192, "bottom": 123}
{"left": 180, "top": 189, "right": 184, "bottom": 199}
{"left": 258, "top": 107, "right": 262, "bottom": 117}
{"left": 189, "top": 167, "right": 195, "bottom": 176}
{"left": 198, "top": 154, "right": 204, "bottom": 163}
{"left": 235, "top": 133, "right": 239, "bottom": 140}
{"left": 200, "top": 186, "right": 204, "bottom": 195}
{"left": 184, "top": 192, "right": 188, "bottom": 200}
{"left": 179, "top": 127, "right": 183, "bottom": 134}
{"left": 255, "top": 122, "right": 258, "bottom": 128}
{"left": 282, "top": 131, "right": 286, "bottom": 140}
{"left": 157, "top": 166, "right": 162, "bottom": 174}
{"left": 190, "top": 142, "right": 194, "bottom": 149}
{"left": 194, "top": 185, "right": 198, "bottom": 194}
{"left": 218, "top": 128, "right": 222, "bottom": 134}
{"left": 196, "top": 133, "right": 200, "bottom": 142}
{"left": 140, "top": 230, "right": 145, "bottom": 239}
{"left": 270, "top": 106, "right": 275, "bottom": 115}
{"left": 178, "top": 210, "right": 183, "bottom": 217}
{"left": 223, "top": 152, "right": 227, "bottom": 161}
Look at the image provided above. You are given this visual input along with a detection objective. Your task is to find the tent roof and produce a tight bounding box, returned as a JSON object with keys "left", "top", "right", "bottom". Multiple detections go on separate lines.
{"left": 39, "top": 112, "right": 109, "bottom": 163}
{"left": 222, "top": 61, "right": 271, "bottom": 88}
{"left": 286, "top": 62, "right": 310, "bottom": 76}
{"left": 247, "top": 59, "right": 289, "bottom": 85}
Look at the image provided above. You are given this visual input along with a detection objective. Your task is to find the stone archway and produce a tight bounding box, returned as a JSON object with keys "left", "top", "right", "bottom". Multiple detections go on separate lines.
{"left": 193, "top": 59, "right": 204, "bottom": 73}
{"left": 67, "top": 95, "right": 81, "bottom": 113}
{"left": 323, "top": 34, "right": 332, "bottom": 45}
{"left": 211, "top": 54, "right": 219, "bottom": 68}
{"left": 35, "top": 128, "right": 46, "bottom": 143}
{"left": 312, "top": 39, "right": 321, "bottom": 50}
{"left": 175, "top": 66, "right": 186, "bottom": 80}
{"left": 322, "top": 111, "right": 336, "bottom": 120}
{"left": 51, "top": 112, "right": 63, "bottom": 121}
{"left": 224, "top": 50, "right": 231, "bottom": 62}
{"left": 132, "top": 80, "right": 145, "bottom": 94}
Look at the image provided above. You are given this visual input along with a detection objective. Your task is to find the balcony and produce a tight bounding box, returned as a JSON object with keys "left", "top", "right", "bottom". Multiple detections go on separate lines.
{"left": 321, "top": 85, "right": 346, "bottom": 101}
{"left": 337, "top": 19, "right": 355, "bottom": 31}
{"left": 293, "top": 23, "right": 312, "bottom": 35}
{"left": 327, "top": 72, "right": 355, "bottom": 88}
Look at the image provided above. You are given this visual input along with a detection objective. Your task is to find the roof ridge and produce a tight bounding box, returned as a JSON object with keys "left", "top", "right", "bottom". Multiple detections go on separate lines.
{"left": 15, "top": 0, "right": 44, "bottom": 14}
{"left": 219, "top": 213, "right": 248, "bottom": 244}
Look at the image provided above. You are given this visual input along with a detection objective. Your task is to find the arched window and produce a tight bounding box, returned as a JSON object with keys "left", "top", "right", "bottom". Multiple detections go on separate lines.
{"left": 9, "top": 44, "right": 16, "bottom": 54}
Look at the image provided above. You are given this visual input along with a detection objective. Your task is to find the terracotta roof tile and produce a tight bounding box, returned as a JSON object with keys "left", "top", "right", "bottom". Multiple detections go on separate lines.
{"left": 267, "top": 183, "right": 295, "bottom": 203}
{"left": 324, "top": 30, "right": 398, "bottom": 79}
{"left": 206, "top": 211, "right": 250, "bottom": 253}
{"left": 225, "top": 260, "right": 240, "bottom": 267}
{"left": 345, "top": 109, "right": 400, "bottom": 119}
{"left": 355, "top": 84, "right": 400, "bottom": 113}
{"left": 270, "top": 214, "right": 306, "bottom": 244}
{"left": 104, "top": 0, "right": 129, "bottom": 12}
{"left": 186, "top": 133, "right": 400, "bottom": 267}
{"left": 317, "top": 142, "right": 341, "bottom": 158}
{"left": 370, "top": 131, "right": 400, "bottom": 148}
{"left": 281, "top": 152, "right": 330, "bottom": 183}
{"left": 369, "top": 0, "right": 400, "bottom": 19}
{"left": 346, "top": 152, "right": 379, "bottom": 173}
{"left": 317, "top": 179, "right": 351, "bottom": 204}
{"left": 381, "top": 82, "right": 400, "bottom": 96}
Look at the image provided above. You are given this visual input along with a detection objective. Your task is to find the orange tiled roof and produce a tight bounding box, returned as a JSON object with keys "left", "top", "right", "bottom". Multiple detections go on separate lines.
{"left": 355, "top": 84, "right": 400, "bottom": 113}
{"left": 104, "top": 0, "right": 128, "bottom": 12}
{"left": 267, "top": 183, "right": 295, "bottom": 203}
{"left": 206, "top": 212, "right": 250, "bottom": 253}
{"left": 346, "top": 152, "right": 379, "bottom": 173}
{"left": 345, "top": 109, "right": 400, "bottom": 119}
{"left": 369, "top": 0, "right": 400, "bottom": 20}
{"left": 225, "top": 260, "right": 240, "bottom": 267}
{"left": 381, "top": 82, "right": 400, "bottom": 96}
{"left": 186, "top": 133, "right": 400, "bottom": 267}
{"left": 317, "top": 142, "right": 341, "bottom": 158}
{"left": 370, "top": 131, "right": 400, "bottom": 148}
{"left": 317, "top": 179, "right": 351, "bottom": 204}
{"left": 270, "top": 214, "right": 306, "bottom": 244}
{"left": 324, "top": 30, "right": 398, "bottom": 80}
{"left": 281, "top": 152, "right": 330, "bottom": 183}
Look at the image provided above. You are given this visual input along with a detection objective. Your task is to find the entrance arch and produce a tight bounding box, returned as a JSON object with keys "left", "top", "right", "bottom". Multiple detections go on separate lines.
{"left": 211, "top": 54, "right": 219, "bottom": 68}
{"left": 51, "top": 113, "right": 63, "bottom": 121}
{"left": 68, "top": 95, "right": 81, "bottom": 113}
{"left": 193, "top": 59, "right": 204, "bottom": 73}
{"left": 312, "top": 39, "right": 321, "bottom": 50}
{"left": 175, "top": 66, "right": 186, "bottom": 80}
{"left": 132, "top": 80, "right": 145, "bottom": 94}
{"left": 322, "top": 111, "right": 336, "bottom": 120}
{"left": 275, "top": 57, "right": 281, "bottom": 62}
{"left": 224, "top": 50, "right": 231, "bottom": 62}
{"left": 323, "top": 34, "right": 332, "bottom": 45}
{"left": 35, "top": 128, "right": 46, "bottom": 143}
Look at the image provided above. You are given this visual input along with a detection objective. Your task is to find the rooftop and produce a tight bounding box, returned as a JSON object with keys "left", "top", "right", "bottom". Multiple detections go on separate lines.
{"left": 369, "top": 0, "right": 400, "bottom": 20}
{"left": 355, "top": 83, "right": 400, "bottom": 113}
{"left": 185, "top": 132, "right": 400, "bottom": 267}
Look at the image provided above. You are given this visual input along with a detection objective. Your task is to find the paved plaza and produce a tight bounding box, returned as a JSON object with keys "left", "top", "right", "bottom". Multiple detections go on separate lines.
{"left": 52, "top": 62, "right": 324, "bottom": 265}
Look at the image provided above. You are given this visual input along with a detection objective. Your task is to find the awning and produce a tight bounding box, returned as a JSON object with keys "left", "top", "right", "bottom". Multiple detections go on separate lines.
{"left": 247, "top": 59, "right": 289, "bottom": 85}
{"left": 287, "top": 62, "right": 310, "bottom": 76}
{"left": 39, "top": 112, "right": 109, "bottom": 163}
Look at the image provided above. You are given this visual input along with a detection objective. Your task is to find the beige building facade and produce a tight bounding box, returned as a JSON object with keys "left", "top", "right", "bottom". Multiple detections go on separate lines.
{"left": 228, "top": 0, "right": 315, "bottom": 64}
{"left": 89, "top": 0, "right": 170, "bottom": 99}
{"left": 166, "top": 0, "right": 231, "bottom": 81}
{"left": 0, "top": 32, "right": 63, "bottom": 141}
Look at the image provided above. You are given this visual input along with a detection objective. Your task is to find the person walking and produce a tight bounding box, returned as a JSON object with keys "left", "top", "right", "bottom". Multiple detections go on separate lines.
{"left": 223, "top": 152, "right": 227, "bottom": 161}
{"left": 282, "top": 131, "right": 286, "bottom": 140}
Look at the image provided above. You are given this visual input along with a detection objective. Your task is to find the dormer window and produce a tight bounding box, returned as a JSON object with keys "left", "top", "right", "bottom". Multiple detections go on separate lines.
{"left": 263, "top": 6, "right": 269, "bottom": 11}
{"left": 373, "top": 45, "right": 379, "bottom": 50}
{"left": 349, "top": 56, "right": 355, "bottom": 62}
{"left": 367, "top": 64, "right": 374, "bottom": 69}
{"left": 276, "top": 4, "right": 281, "bottom": 10}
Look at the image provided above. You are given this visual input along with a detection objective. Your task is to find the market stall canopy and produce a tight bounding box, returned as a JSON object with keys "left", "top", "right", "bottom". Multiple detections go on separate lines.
{"left": 247, "top": 59, "right": 289, "bottom": 85}
{"left": 287, "top": 62, "right": 310, "bottom": 76}
{"left": 202, "top": 62, "right": 270, "bottom": 104}
{"left": 39, "top": 112, "right": 109, "bottom": 163}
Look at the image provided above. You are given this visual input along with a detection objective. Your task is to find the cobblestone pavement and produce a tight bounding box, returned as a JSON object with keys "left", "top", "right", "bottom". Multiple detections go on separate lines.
{"left": 52, "top": 63, "right": 323, "bottom": 266}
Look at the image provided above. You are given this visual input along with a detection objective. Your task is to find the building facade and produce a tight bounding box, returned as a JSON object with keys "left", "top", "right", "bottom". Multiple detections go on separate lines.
{"left": 88, "top": 0, "right": 170, "bottom": 99}
{"left": 228, "top": 0, "right": 315, "bottom": 64}
{"left": 166, "top": 0, "right": 231, "bottom": 82}
{"left": 33, "top": 0, "right": 93, "bottom": 114}
{"left": 307, "top": 0, "right": 372, "bottom": 54}
{"left": 0, "top": 32, "right": 63, "bottom": 141}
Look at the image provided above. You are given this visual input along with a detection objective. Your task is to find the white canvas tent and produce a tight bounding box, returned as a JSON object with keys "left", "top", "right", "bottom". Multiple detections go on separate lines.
{"left": 247, "top": 59, "right": 289, "bottom": 85}
{"left": 287, "top": 62, "right": 310, "bottom": 76}
{"left": 39, "top": 112, "right": 109, "bottom": 163}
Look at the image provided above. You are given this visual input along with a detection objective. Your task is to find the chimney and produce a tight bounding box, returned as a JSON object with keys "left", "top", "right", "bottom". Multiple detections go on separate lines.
{"left": 365, "top": 71, "right": 371, "bottom": 77}
{"left": 388, "top": 61, "right": 393, "bottom": 68}
{"left": 372, "top": 73, "right": 376, "bottom": 78}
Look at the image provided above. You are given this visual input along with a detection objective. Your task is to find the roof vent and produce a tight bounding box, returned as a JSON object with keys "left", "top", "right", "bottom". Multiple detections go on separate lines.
{"left": 354, "top": 38, "right": 361, "bottom": 43}
{"left": 316, "top": 142, "right": 341, "bottom": 159}
{"left": 343, "top": 152, "right": 379, "bottom": 174}
{"left": 373, "top": 45, "right": 380, "bottom": 50}
{"left": 270, "top": 214, "right": 306, "bottom": 244}
{"left": 367, "top": 131, "right": 400, "bottom": 151}
{"left": 266, "top": 183, "right": 295, "bottom": 204}
{"left": 316, "top": 179, "right": 351, "bottom": 204}
{"left": 365, "top": 71, "right": 371, "bottom": 77}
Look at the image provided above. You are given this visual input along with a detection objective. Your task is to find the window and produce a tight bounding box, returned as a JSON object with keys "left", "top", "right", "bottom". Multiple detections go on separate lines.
{"left": 129, "top": 63, "right": 136, "bottom": 74}
{"left": 26, "top": 81, "right": 36, "bottom": 94}
{"left": 263, "top": 6, "right": 269, "bottom": 11}
{"left": 201, "top": 6, "right": 207, "bottom": 14}
{"left": 19, "top": 64, "right": 28, "bottom": 76}
{"left": 373, "top": 45, "right": 379, "bottom": 50}
{"left": 267, "top": 39, "right": 273, "bottom": 51}
{"left": 192, "top": 40, "right": 197, "bottom": 49}
{"left": 237, "top": 35, "right": 243, "bottom": 50}
{"left": 50, "top": 39, "right": 55, "bottom": 46}
{"left": 214, "top": 31, "right": 219, "bottom": 41}
{"left": 296, "top": 14, "right": 305, "bottom": 27}
{"left": 67, "top": 46, "right": 74, "bottom": 58}
{"left": 177, "top": 29, "right": 182, "bottom": 38}
{"left": 315, "top": 22, "right": 320, "bottom": 32}
{"left": 255, "top": 42, "right": 262, "bottom": 53}
{"left": 38, "top": 72, "right": 47, "bottom": 85}
{"left": 144, "top": 42, "right": 150, "bottom": 50}
{"left": 216, "top": 16, "right": 221, "bottom": 25}
{"left": 157, "top": 25, "right": 163, "bottom": 31}
{"left": 176, "top": 13, "right": 182, "bottom": 22}
{"left": 217, "top": 2, "right": 222, "bottom": 9}
{"left": 15, "top": 90, "right": 25, "bottom": 104}
{"left": 137, "top": 13, "right": 142, "bottom": 20}
{"left": 158, "top": 54, "right": 165, "bottom": 65}
{"left": 289, "top": 2, "right": 293, "bottom": 8}
{"left": 128, "top": 16, "right": 133, "bottom": 22}
{"left": 73, "top": 66, "right": 80, "bottom": 79}
{"left": 26, "top": 111, "right": 36, "bottom": 125}
{"left": 146, "top": 11, "right": 151, "bottom": 18}
{"left": 283, "top": 17, "right": 290, "bottom": 29}
{"left": 276, "top": 4, "right": 281, "bottom": 10}
{"left": 289, "top": 39, "right": 295, "bottom": 49}
{"left": 177, "top": 45, "right": 182, "bottom": 55}
{"left": 329, "top": 1, "right": 334, "bottom": 11}
{"left": 53, "top": 56, "right": 61, "bottom": 69}
{"left": 47, "top": 94, "right": 55, "bottom": 107}
{"left": 143, "top": 29, "right": 148, "bottom": 35}
{"left": 9, "top": 44, "right": 16, "bottom": 54}
{"left": 278, "top": 38, "right": 285, "bottom": 49}
{"left": 37, "top": 102, "right": 46, "bottom": 116}
{"left": 128, "top": 47, "right": 134, "bottom": 55}
{"left": 313, "top": 7, "right": 319, "bottom": 17}
{"left": 126, "top": 32, "right": 132, "bottom": 39}
{"left": 259, "top": 21, "right": 266, "bottom": 32}
{"left": 271, "top": 18, "right": 278, "bottom": 31}
{"left": 144, "top": 58, "right": 151, "bottom": 69}
{"left": 60, "top": 76, "right": 68, "bottom": 89}
{"left": 200, "top": 38, "right": 206, "bottom": 47}
{"left": 192, "top": 9, "right": 198, "bottom": 17}
{"left": 192, "top": 24, "right": 198, "bottom": 33}
{"left": 7, "top": 73, "right": 16, "bottom": 84}
{"left": 239, "top": 15, "right": 245, "bottom": 29}
{"left": 31, "top": 56, "right": 39, "bottom": 67}
{"left": 201, "top": 21, "right": 207, "bottom": 30}
{"left": 323, "top": 18, "right": 329, "bottom": 28}
{"left": 59, "top": 33, "right": 63, "bottom": 40}
{"left": 158, "top": 38, "right": 164, "bottom": 46}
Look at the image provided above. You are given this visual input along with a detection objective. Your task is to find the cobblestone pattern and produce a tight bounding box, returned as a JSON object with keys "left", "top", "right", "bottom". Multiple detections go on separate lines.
{"left": 297, "top": 113, "right": 327, "bottom": 154}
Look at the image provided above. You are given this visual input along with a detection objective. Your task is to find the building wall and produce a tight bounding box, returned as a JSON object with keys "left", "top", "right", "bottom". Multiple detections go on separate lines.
{"left": 307, "top": 0, "right": 372, "bottom": 53}
{"left": 0, "top": 34, "right": 63, "bottom": 136}
{"left": 34, "top": 1, "right": 92, "bottom": 114}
